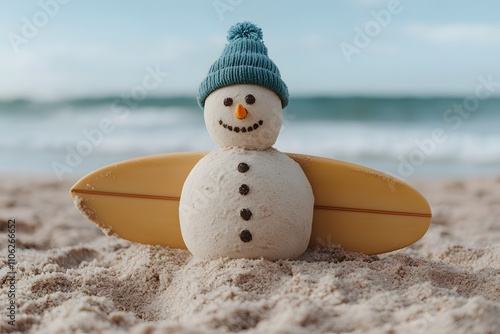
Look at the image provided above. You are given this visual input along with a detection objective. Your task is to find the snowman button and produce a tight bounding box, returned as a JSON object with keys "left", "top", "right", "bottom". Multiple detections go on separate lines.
{"left": 239, "top": 184, "right": 250, "bottom": 195}
{"left": 237, "top": 162, "right": 249, "bottom": 173}
{"left": 240, "top": 208, "right": 252, "bottom": 220}
{"left": 239, "top": 230, "right": 252, "bottom": 242}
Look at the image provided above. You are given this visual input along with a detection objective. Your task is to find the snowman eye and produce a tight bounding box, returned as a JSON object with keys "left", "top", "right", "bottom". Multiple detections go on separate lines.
{"left": 223, "top": 97, "right": 233, "bottom": 106}
{"left": 245, "top": 94, "right": 256, "bottom": 105}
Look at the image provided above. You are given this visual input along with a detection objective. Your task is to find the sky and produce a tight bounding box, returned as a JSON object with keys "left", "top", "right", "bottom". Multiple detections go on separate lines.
{"left": 1, "top": 0, "right": 499, "bottom": 100}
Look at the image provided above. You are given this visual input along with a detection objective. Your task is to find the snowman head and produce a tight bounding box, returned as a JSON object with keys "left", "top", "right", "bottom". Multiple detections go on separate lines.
{"left": 204, "top": 84, "right": 283, "bottom": 149}
{"left": 198, "top": 22, "right": 289, "bottom": 149}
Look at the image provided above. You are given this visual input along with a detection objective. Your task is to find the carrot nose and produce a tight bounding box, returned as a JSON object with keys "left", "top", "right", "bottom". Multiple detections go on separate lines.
{"left": 234, "top": 103, "right": 247, "bottom": 119}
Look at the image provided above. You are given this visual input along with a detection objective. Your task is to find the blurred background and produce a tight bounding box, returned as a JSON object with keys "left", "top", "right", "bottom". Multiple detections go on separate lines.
{"left": 1, "top": 0, "right": 499, "bottom": 181}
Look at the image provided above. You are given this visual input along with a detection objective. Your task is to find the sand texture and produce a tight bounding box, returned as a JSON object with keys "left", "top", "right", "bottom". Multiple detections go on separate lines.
{"left": 1, "top": 176, "right": 499, "bottom": 333}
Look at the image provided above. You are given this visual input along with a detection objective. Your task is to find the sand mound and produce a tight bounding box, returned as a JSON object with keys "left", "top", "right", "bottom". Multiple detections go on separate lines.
{"left": 1, "top": 177, "right": 499, "bottom": 333}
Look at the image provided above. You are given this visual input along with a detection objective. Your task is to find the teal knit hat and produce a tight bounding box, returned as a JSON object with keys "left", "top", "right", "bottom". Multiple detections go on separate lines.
{"left": 197, "top": 21, "right": 289, "bottom": 108}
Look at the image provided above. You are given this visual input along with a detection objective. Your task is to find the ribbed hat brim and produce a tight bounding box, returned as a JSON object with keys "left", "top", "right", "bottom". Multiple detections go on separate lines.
{"left": 198, "top": 66, "right": 289, "bottom": 108}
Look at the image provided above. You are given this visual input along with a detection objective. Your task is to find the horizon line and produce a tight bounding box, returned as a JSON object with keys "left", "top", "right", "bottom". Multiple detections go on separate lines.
{"left": 2, "top": 93, "right": 500, "bottom": 104}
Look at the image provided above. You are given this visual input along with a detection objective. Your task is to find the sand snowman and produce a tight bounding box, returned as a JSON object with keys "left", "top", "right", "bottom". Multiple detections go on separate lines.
{"left": 179, "top": 22, "right": 314, "bottom": 260}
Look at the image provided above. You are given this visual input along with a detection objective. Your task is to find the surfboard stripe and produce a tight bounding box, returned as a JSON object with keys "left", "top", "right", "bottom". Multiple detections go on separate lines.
{"left": 314, "top": 205, "right": 431, "bottom": 218}
{"left": 71, "top": 189, "right": 432, "bottom": 218}
{"left": 71, "top": 189, "right": 180, "bottom": 201}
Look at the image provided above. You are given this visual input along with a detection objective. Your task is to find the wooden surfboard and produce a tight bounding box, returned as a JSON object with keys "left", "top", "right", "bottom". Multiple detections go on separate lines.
{"left": 69, "top": 152, "right": 431, "bottom": 255}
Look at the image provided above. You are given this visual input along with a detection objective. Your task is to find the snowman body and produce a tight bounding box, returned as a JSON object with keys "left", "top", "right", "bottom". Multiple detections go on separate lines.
{"left": 180, "top": 147, "right": 313, "bottom": 260}
{"left": 179, "top": 84, "right": 314, "bottom": 259}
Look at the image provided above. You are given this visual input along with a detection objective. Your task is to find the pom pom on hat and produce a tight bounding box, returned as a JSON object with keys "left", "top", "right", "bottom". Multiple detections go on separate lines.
{"left": 227, "top": 21, "right": 263, "bottom": 42}
{"left": 197, "top": 22, "right": 289, "bottom": 108}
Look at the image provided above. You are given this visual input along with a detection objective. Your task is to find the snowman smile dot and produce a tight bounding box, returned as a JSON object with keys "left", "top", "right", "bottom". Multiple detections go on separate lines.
{"left": 239, "top": 230, "right": 252, "bottom": 242}
{"left": 240, "top": 208, "right": 252, "bottom": 220}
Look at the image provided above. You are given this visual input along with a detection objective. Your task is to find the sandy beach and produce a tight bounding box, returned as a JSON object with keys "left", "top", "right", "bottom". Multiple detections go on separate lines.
{"left": 1, "top": 175, "right": 499, "bottom": 333}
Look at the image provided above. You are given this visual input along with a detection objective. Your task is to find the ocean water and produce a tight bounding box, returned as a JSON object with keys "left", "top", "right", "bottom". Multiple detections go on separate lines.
{"left": 1, "top": 96, "right": 499, "bottom": 181}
